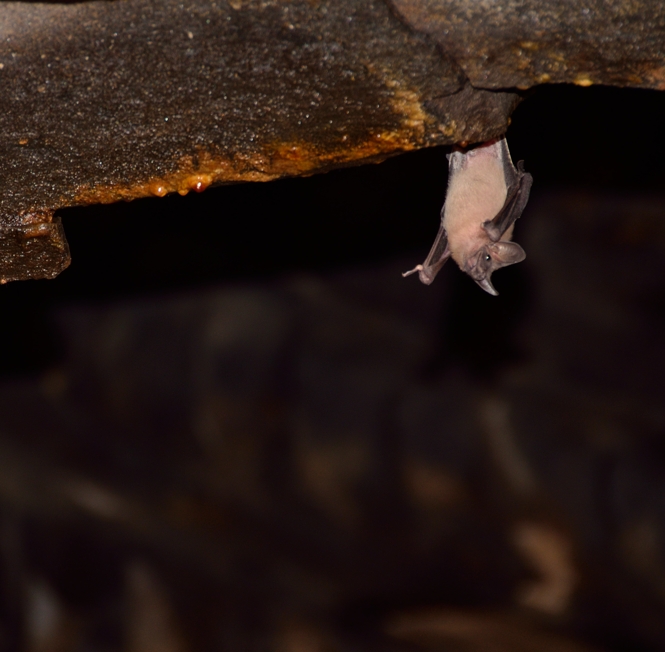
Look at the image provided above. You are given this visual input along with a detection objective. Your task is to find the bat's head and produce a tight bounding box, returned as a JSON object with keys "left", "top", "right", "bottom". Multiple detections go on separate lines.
{"left": 464, "top": 241, "right": 526, "bottom": 296}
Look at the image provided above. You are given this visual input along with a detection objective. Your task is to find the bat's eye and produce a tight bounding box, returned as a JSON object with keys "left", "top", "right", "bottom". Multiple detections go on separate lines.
{"left": 485, "top": 254, "right": 491, "bottom": 261}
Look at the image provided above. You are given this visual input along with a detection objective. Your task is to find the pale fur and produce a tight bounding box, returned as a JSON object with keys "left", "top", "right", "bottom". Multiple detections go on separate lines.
{"left": 443, "top": 142, "right": 508, "bottom": 267}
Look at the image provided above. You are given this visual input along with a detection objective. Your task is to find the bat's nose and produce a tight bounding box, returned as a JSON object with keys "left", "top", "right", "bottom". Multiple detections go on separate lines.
{"left": 475, "top": 277, "right": 499, "bottom": 296}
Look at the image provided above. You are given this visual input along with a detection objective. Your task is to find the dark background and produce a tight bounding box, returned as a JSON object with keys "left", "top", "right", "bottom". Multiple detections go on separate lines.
{"left": 2, "top": 85, "right": 663, "bottom": 373}
{"left": 1, "top": 85, "right": 665, "bottom": 652}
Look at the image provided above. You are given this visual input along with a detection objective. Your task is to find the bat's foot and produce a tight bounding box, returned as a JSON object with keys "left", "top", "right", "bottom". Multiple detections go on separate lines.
{"left": 402, "top": 265, "right": 434, "bottom": 285}
{"left": 402, "top": 265, "right": 423, "bottom": 278}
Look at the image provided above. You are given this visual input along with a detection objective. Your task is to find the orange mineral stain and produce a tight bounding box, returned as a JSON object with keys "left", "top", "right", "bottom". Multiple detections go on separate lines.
{"left": 186, "top": 173, "right": 213, "bottom": 193}
{"left": 72, "top": 130, "right": 427, "bottom": 210}
{"left": 149, "top": 184, "right": 168, "bottom": 197}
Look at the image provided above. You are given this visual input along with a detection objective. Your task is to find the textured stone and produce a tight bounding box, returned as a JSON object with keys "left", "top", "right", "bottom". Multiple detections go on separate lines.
{"left": 0, "top": 0, "right": 664, "bottom": 280}
{"left": 0, "top": 0, "right": 516, "bottom": 281}
{"left": 389, "top": 0, "right": 665, "bottom": 90}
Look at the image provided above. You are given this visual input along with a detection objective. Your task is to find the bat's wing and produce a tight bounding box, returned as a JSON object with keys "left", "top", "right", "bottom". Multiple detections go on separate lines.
{"left": 483, "top": 140, "right": 533, "bottom": 242}
{"left": 402, "top": 222, "right": 451, "bottom": 285}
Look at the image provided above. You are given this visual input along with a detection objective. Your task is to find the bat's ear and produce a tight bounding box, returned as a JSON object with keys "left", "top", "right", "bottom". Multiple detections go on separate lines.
{"left": 488, "top": 241, "right": 526, "bottom": 267}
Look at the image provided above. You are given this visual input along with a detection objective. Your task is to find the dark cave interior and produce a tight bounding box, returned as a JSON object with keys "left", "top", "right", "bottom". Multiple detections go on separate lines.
{"left": 1, "top": 85, "right": 665, "bottom": 652}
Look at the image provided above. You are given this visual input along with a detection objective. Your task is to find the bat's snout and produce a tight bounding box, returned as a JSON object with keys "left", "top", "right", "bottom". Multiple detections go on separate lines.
{"left": 475, "top": 277, "right": 499, "bottom": 296}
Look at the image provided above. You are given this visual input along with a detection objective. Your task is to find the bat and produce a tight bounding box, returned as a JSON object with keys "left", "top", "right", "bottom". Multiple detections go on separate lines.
{"left": 403, "top": 137, "right": 532, "bottom": 295}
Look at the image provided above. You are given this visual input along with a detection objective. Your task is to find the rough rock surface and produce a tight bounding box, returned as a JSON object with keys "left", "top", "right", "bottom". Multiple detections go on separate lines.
{"left": 0, "top": 0, "right": 515, "bottom": 282}
{"left": 0, "top": 0, "right": 664, "bottom": 281}
{"left": 389, "top": 0, "right": 665, "bottom": 90}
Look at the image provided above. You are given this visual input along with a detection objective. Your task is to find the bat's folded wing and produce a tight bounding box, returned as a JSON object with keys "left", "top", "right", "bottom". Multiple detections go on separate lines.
{"left": 402, "top": 223, "right": 451, "bottom": 285}
{"left": 483, "top": 163, "right": 533, "bottom": 242}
